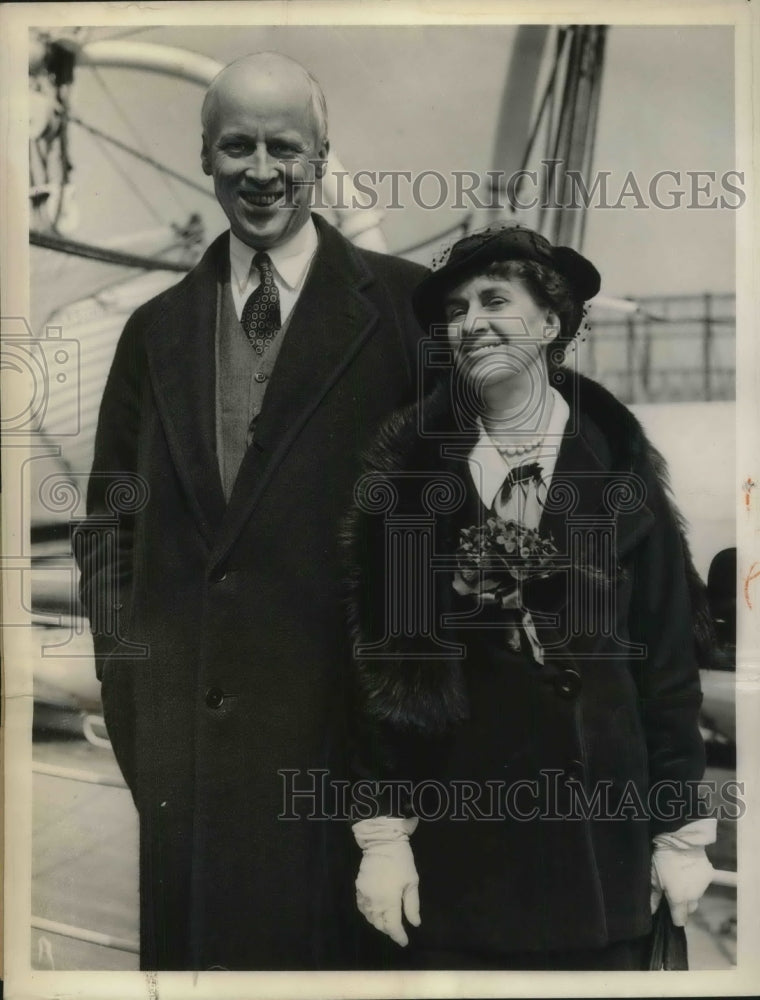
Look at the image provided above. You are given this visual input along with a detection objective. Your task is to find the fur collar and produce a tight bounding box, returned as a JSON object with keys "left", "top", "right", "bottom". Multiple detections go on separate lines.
{"left": 344, "top": 369, "right": 716, "bottom": 738}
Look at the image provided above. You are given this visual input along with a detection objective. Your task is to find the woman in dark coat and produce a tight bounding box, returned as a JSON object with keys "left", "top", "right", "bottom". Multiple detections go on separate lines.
{"left": 344, "top": 226, "right": 716, "bottom": 970}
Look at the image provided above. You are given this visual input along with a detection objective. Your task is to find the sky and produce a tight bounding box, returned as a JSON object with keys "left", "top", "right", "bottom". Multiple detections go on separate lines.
{"left": 52, "top": 23, "right": 736, "bottom": 299}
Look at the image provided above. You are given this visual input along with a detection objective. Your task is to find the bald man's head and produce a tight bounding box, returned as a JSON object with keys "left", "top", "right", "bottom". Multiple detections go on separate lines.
{"left": 200, "top": 51, "right": 330, "bottom": 250}
{"left": 201, "top": 52, "right": 328, "bottom": 147}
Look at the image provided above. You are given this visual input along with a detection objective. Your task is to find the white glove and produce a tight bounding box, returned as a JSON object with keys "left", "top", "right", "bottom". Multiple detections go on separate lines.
{"left": 353, "top": 815, "right": 420, "bottom": 946}
{"left": 650, "top": 818, "right": 717, "bottom": 926}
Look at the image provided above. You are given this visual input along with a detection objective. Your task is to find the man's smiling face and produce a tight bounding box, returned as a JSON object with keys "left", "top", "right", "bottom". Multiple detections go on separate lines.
{"left": 201, "top": 60, "right": 329, "bottom": 251}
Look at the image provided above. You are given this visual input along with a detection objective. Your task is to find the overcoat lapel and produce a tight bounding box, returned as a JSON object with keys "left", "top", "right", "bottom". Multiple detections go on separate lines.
{"left": 538, "top": 416, "right": 609, "bottom": 542}
{"left": 143, "top": 234, "right": 228, "bottom": 547}
{"left": 209, "top": 216, "right": 380, "bottom": 571}
{"left": 523, "top": 408, "right": 655, "bottom": 627}
{"left": 539, "top": 408, "right": 655, "bottom": 557}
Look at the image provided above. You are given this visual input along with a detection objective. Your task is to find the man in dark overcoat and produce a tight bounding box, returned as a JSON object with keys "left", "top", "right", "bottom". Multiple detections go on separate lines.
{"left": 74, "top": 51, "right": 426, "bottom": 971}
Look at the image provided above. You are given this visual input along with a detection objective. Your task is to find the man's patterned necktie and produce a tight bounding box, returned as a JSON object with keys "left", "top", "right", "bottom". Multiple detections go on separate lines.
{"left": 241, "top": 252, "right": 281, "bottom": 355}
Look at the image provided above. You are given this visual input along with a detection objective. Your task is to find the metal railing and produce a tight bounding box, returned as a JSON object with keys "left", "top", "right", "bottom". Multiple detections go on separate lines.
{"left": 32, "top": 917, "right": 139, "bottom": 956}
{"left": 583, "top": 293, "right": 735, "bottom": 404}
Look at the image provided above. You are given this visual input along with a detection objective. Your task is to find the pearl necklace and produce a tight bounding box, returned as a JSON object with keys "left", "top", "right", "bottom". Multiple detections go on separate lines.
{"left": 484, "top": 391, "right": 555, "bottom": 459}
{"left": 494, "top": 437, "right": 543, "bottom": 458}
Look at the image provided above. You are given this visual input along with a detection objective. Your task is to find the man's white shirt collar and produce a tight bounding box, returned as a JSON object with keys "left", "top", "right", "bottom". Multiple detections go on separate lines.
{"left": 468, "top": 388, "right": 570, "bottom": 510}
{"left": 229, "top": 218, "right": 319, "bottom": 320}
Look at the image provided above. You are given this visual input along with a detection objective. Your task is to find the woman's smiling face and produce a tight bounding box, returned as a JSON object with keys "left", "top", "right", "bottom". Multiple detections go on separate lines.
{"left": 444, "top": 271, "right": 558, "bottom": 393}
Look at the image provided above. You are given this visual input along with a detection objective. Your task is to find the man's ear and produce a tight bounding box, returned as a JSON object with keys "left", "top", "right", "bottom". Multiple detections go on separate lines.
{"left": 201, "top": 135, "right": 212, "bottom": 177}
{"left": 314, "top": 138, "right": 330, "bottom": 180}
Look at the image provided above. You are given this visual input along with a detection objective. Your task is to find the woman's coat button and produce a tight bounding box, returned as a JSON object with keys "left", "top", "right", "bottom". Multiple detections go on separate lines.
{"left": 553, "top": 669, "right": 582, "bottom": 699}
{"left": 563, "top": 760, "right": 585, "bottom": 783}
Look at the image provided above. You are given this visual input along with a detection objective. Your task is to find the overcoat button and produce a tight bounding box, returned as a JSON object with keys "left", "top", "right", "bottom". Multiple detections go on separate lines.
{"left": 205, "top": 687, "right": 225, "bottom": 709}
{"left": 254, "top": 371, "right": 267, "bottom": 383}
{"left": 564, "top": 760, "right": 585, "bottom": 783}
{"left": 554, "top": 669, "right": 582, "bottom": 700}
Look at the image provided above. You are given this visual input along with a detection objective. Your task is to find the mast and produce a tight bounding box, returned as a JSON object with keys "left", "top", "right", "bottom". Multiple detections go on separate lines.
{"left": 490, "top": 25, "right": 608, "bottom": 251}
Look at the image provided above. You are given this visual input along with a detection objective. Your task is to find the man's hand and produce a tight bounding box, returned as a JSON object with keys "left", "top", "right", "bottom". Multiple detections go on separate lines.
{"left": 353, "top": 816, "right": 421, "bottom": 947}
{"left": 650, "top": 820, "right": 716, "bottom": 926}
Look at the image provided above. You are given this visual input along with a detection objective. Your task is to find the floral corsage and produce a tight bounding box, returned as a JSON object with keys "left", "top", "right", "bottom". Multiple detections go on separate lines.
{"left": 453, "top": 516, "right": 604, "bottom": 663}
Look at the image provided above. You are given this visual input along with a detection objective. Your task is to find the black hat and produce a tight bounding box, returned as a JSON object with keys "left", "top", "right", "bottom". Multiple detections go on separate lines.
{"left": 412, "top": 225, "right": 601, "bottom": 331}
